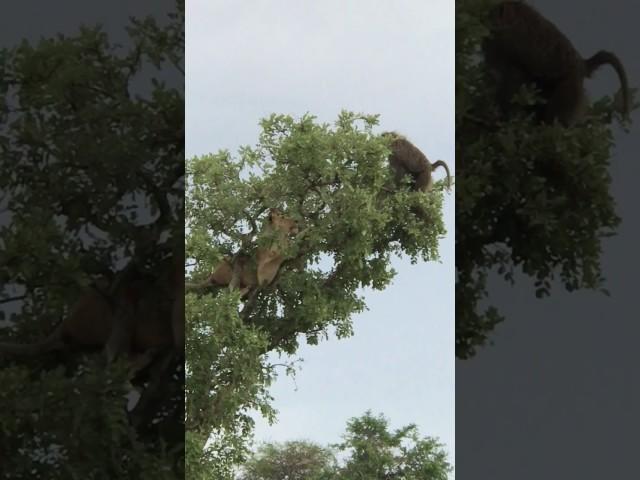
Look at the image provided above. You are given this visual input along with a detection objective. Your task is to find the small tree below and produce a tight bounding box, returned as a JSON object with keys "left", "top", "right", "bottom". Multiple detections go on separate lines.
{"left": 238, "top": 412, "right": 452, "bottom": 480}
{"left": 239, "top": 440, "right": 336, "bottom": 480}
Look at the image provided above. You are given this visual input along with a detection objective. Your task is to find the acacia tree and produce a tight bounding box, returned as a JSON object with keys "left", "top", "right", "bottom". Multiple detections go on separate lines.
{"left": 185, "top": 112, "right": 450, "bottom": 477}
{"left": 0, "top": 2, "right": 184, "bottom": 477}
{"left": 335, "top": 411, "right": 451, "bottom": 480}
{"left": 239, "top": 440, "right": 336, "bottom": 480}
{"left": 456, "top": 0, "right": 635, "bottom": 358}
{"left": 238, "top": 412, "right": 452, "bottom": 480}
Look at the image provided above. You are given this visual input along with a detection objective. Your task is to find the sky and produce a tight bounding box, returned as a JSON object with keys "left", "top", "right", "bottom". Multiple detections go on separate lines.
{"left": 186, "top": 0, "right": 455, "bottom": 462}
{"left": 456, "top": 1, "right": 640, "bottom": 478}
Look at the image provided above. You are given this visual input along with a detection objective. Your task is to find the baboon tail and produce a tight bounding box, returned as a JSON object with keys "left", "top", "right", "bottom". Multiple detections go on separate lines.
{"left": 431, "top": 160, "right": 452, "bottom": 189}
{"left": 0, "top": 327, "right": 64, "bottom": 357}
{"left": 585, "top": 50, "right": 630, "bottom": 117}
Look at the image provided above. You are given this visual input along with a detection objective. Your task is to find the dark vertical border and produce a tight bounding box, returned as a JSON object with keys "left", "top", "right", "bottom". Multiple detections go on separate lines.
{"left": 456, "top": 0, "right": 638, "bottom": 477}
{"left": 0, "top": 1, "right": 184, "bottom": 476}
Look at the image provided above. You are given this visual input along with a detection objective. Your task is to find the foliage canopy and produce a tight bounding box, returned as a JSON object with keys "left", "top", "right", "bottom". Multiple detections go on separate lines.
{"left": 456, "top": 0, "right": 634, "bottom": 358}
{"left": 239, "top": 411, "right": 452, "bottom": 480}
{"left": 186, "top": 112, "right": 451, "bottom": 476}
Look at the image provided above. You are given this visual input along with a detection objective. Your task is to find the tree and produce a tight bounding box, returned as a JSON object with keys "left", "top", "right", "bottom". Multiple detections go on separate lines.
{"left": 185, "top": 292, "right": 276, "bottom": 480}
{"left": 0, "top": 1, "right": 184, "bottom": 477}
{"left": 238, "top": 412, "right": 452, "bottom": 480}
{"left": 185, "top": 112, "right": 450, "bottom": 476}
{"left": 455, "top": 0, "right": 635, "bottom": 358}
{"left": 239, "top": 440, "right": 336, "bottom": 480}
{"left": 334, "top": 411, "right": 451, "bottom": 480}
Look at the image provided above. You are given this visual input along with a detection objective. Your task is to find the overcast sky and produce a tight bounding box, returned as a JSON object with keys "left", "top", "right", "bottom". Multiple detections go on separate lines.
{"left": 186, "top": 0, "right": 455, "bottom": 463}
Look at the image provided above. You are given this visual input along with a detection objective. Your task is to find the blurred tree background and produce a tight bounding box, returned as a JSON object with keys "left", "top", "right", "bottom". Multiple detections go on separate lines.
{"left": 0, "top": 1, "right": 184, "bottom": 477}
{"left": 455, "top": 0, "right": 636, "bottom": 359}
{"left": 185, "top": 112, "right": 451, "bottom": 478}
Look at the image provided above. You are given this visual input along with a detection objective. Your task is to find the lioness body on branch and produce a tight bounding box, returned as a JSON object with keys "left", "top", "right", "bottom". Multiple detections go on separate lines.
{"left": 208, "top": 209, "right": 299, "bottom": 296}
{"left": 0, "top": 253, "right": 183, "bottom": 358}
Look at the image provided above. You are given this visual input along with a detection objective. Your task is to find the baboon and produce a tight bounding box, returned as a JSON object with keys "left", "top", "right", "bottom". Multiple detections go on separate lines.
{"left": 383, "top": 132, "right": 451, "bottom": 192}
{"left": 208, "top": 209, "right": 299, "bottom": 295}
{"left": 483, "top": 1, "right": 630, "bottom": 126}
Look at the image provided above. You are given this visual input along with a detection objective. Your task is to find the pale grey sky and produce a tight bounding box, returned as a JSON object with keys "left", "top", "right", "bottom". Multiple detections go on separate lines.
{"left": 186, "top": 0, "right": 455, "bottom": 462}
